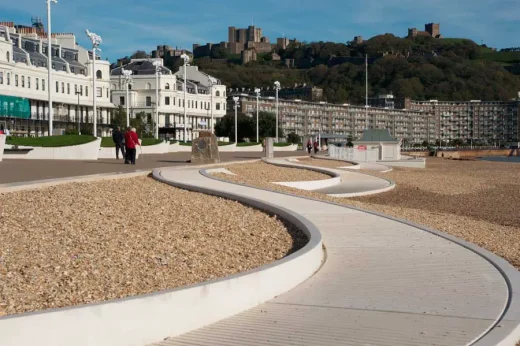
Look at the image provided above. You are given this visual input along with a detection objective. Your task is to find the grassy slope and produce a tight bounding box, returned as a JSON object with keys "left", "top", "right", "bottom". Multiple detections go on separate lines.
{"left": 6, "top": 135, "right": 96, "bottom": 147}
{"left": 101, "top": 137, "right": 163, "bottom": 147}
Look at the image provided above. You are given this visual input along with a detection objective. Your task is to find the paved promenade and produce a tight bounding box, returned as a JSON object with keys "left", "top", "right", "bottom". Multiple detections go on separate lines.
{"left": 151, "top": 166, "right": 517, "bottom": 346}
{"left": 0, "top": 151, "right": 305, "bottom": 184}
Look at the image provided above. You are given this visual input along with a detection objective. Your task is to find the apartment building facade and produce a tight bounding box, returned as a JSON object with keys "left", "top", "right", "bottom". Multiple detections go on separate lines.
{"left": 369, "top": 94, "right": 520, "bottom": 144}
{"left": 232, "top": 95, "right": 437, "bottom": 143}
{"left": 0, "top": 22, "right": 114, "bottom": 136}
{"left": 110, "top": 60, "right": 227, "bottom": 141}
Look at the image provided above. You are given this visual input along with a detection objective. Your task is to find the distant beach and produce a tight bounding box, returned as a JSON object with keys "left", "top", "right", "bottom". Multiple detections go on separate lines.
{"left": 480, "top": 156, "right": 520, "bottom": 163}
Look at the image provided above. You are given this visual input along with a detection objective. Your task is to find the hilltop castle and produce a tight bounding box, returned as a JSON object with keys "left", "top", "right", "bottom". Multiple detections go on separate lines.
{"left": 407, "top": 23, "right": 442, "bottom": 39}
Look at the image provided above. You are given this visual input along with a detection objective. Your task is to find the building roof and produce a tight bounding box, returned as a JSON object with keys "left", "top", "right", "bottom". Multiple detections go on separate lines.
{"left": 357, "top": 129, "right": 399, "bottom": 143}
{"left": 111, "top": 59, "right": 172, "bottom": 76}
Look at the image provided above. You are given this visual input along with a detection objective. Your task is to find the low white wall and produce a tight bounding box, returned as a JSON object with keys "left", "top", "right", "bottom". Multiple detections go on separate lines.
{"left": 168, "top": 142, "right": 179, "bottom": 153}
{"left": 140, "top": 141, "right": 169, "bottom": 155}
{"left": 0, "top": 135, "right": 5, "bottom": 162}
{"left": 176, "top": 144, "right": 192, "bottom": 152}
{"left": 273, "top": 144, "right": 298, "bottom": 152}
{"left": 0, "top": 178, "right": 323, "bottom": 346}
{"left": 5, "top": 138, "right": 101, "bottom": 160}
{"left": 218, "top": 144, "right": 237, "bottom": 152}
{"left": 97, "top": 147, "right": 138, "bottom": 159}
{"left": 234, "top": 144, "right": 263, "bottom": 152}
{"left": 274, "top": 176, "right": 341, "bottom": 191}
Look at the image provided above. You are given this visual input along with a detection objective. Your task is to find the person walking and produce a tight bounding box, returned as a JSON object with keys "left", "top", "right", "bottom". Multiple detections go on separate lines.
{"left": 313, "top": 140, "right": 319, "bottom": 154}
{"left": 306, "top": 139, "right": 312, "bottom": 154}
{"left": 112, "top": 126, "right": 125, "bottom": 160}
{"left": 124, "top": 127, "right": 140, "bottom": 165}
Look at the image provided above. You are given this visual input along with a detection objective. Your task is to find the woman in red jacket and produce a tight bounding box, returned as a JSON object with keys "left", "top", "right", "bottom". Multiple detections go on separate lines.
{"left": 124, "top": 127, "right": 140, "bottom": 165}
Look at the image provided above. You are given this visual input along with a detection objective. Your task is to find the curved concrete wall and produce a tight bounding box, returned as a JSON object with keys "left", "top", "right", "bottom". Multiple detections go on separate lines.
{"left": 0, "top": 134, "right": 6, "bottom": 162}
{"left": 273, "top": 144, "right": 298, "bottom": 152}
{"left": 168, "top": 142, "right": 179, "bottom": 153}
{"left": 140, "top": 141, "right": 169, "bottom": 155}
{"left": 234, "top": 144, "right": 263, "bottom": 152}
{"left": 5, "top": 138, "right": 101, "bottom": 160}
{"left": 217, "top": 143, "right": 237, "bottom": 152}
{"left": 0, "top": 170, "right": 323, "bottom": 346}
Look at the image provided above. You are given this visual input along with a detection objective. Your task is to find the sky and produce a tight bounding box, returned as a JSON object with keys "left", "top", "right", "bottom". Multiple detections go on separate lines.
{"left": 1, "top": 0, "right": 519, "bottom": 62}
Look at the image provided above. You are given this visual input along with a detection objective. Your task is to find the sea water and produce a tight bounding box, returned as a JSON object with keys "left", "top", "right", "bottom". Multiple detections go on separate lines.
{"left": 481, "top": 156, "right": 520, "bottom": 163}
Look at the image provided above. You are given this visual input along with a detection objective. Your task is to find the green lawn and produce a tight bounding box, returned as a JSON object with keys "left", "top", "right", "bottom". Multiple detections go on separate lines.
{"left": 274, "top": 142, "right": 293, "bottom": 147}
{"left": 178, "top": 141, "right": 235, "bottom": 146}
{"left": 237, "top": 142, "right": 261, "bottom": 147}
{"left": 101, "top": 137, "right": 163, "bottom": 147}
{"left": 6, "top": 135, "right": 96, "bottom": 147}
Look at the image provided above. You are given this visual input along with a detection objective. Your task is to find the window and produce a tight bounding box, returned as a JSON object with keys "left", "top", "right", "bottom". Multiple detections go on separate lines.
{"left": 85, "top": 86, "right": 88, "bottom": 96}
{"left": 74, "top": 84, "right": 77, "bottom": 93}
{"left": 28, "top": 77, "right": 31, "bottom": 89}
{"left": 0, "top": 72, "right": 3, "bottom": 84}
{"left": 42, "top": 79, "right": 45, "bottom": 90}
{"left": 216, "top": 103, "right": 221, "bottom": 110}
{"left": 61, "top": 82, "right": 65, "bottom": 93}
{"left": 195, "top": 101, "right": 198, "bottom": 109}
{"left": 52, "top": 64, "right": 55, "bottom": 69}
{"left": 96, "top": 70, "right": 102, "bottom": 79}
{"left": 56, "top": 81, "right": 59, "bottom": 92}
{"left": 165, "top": 83, "right": 170, "bottom": 90}
{"left": 7, "top": 73, "right": 10, "bottom": 85}
{"left": 15, "top": 75, "right": 18, "bottom": 87}
{"left": 165, "top": 96, "right": 170, "bottom": 105}
{"left": 62, "top": 66, "right": 66, "bottom": 71}
{"left": 80, "top": 69, "right": 85, "bottom": 75}
{"left": 146, "top": 83, "right": 151, "bottom": 90}
{"left": 146, "top": 97, "right": 151, "bottom": 106}
{"left": 215, "top": 90, "right": 220, "bottom": 97}
{"left": 96, "top": 87, "right": 102, "bottom": 98}
{"left": 71, "top": 67, "right": 75, "bottom": 73}
{"left": 80, "top": 85, "right": 83, "bottom": 95}
{"left": 120, "top": 96, "right": 125, "bottom": 106}
{"left": 128, "top": 84, "right": 132, "bottom": 90}
{"left": 36, "top": 78, "right": 39, "bottom": 90}
{"left": 106, "top": 88, "right": 108, "bottom": 98}
{"left": 67, "top": 83, "right": 70, "bottom": 94}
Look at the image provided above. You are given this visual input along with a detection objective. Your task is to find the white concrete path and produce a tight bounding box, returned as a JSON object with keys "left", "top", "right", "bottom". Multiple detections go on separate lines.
{"left": 266, "top": 158, "right": 395, "bottom": 197}
{"left": 150, "top": 166, "right": 517, "bottom": 346}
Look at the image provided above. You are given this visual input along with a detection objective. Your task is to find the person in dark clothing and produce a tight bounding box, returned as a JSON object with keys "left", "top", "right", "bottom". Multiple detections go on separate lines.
{"left": 313, "top": 140, "right": 319, "bottom": 154}
{"left": 112, "top": 127, "right": 125, "bottom": 159}
{"left": 306, "top": 139, "right": 312, "bottom": 154}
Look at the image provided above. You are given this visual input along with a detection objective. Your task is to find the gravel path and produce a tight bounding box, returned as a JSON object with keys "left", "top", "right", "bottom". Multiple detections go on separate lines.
{"left": 213, "top": 158, "right": 520, "bottom": 270}
{"left": 0, "top": 176, "right": 307, "bottom": 316}
{"left": 221, "top": 161, "right": 330, "bottom": 182}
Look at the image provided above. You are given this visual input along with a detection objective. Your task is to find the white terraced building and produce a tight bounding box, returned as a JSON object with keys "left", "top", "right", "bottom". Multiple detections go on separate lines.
{"left": 110, "top": 60, "right": 227, "bottom": 141}
{"left": 0, "top": 21, "right": 115, "bottom": 136}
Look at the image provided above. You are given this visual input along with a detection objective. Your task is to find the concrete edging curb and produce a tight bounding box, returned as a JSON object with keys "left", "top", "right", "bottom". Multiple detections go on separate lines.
{"left": 202, "top": 169, "right": 520, "bottom": 346}
{"left": 0, "top": 159, "right": 324, "bottom": 346}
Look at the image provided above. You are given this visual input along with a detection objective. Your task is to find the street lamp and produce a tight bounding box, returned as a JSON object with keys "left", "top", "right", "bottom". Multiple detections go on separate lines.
{"left": 254, "top": 87, "right": 260, "bottom": 143}
{"left": 121, "top": 68, "right": 133, "bottom": 128}
{"left": 46, "top": 0, "right": 57, "bottom": 136}
{"left": 180, "top": 53, "right": 190, "bottom": 142}
{"left": 208, "top": 76, "right": 217, "bottom": 133}
{"left": 274, "top": 81, "right": 280, "bottom": 142}
{"left": 152, "top": 61, "right": 161, "bottom": 140}
{"left": 75, "top": 90, "right": 82, "bottom": 134}
{"left": 85, "top": 29, "right": 102, "bottom": 137}
{"left": 233, "top": 96, "right": 239, "bottom": 144}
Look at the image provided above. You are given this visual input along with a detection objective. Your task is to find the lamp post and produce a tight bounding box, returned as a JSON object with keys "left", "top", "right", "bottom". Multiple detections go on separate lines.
{"left": 46, "top": 0, "right": 57, "bottom": 136}
{"left": 254, "top": 87, "right": 260, "bottom": 143}
{"left": 121, "top": 68, "right": 133, "bottom": 128}
{"left": 85, "top": 29, "right": 102, "bottom": 137}
{"left": 233, "top": 96, "right": 239, "bottom": 144}
{"left": 274, "top": 81, "right": 280, "bottom": 142}
{"left": 208, "top": 76, "right": 217, "bottom": 133}
{"left": 152, "top": 61, "right": 161, "bottom": 140}
{"left": 180, "top": 53, "right": 190, "bottom": 142}
{"left": 75, "top": 90, "right": 82, "bottom": 134}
